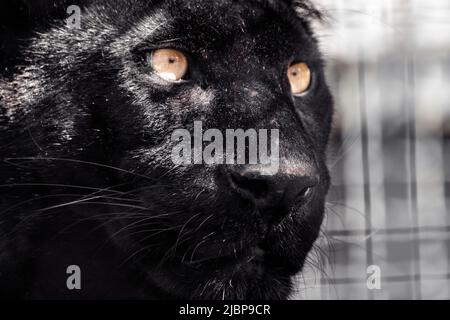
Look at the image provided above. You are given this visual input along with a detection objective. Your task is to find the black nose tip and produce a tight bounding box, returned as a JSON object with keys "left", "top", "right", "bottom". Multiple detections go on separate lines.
{"left": 228, "top": 169, "right": 318, "bottom": 213}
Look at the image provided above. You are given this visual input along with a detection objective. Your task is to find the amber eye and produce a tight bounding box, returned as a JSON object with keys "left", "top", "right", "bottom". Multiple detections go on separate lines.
{"left": 150, "top": 49, "right": 188, "bottom": 81}
{"left": 287, "top": 62, "right": 311, "bottom": 95}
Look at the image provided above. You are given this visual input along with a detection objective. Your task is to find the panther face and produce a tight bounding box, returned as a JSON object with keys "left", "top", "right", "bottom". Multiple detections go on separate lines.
{"left": 0, "top": 0, "right": 333, "bottom": 299}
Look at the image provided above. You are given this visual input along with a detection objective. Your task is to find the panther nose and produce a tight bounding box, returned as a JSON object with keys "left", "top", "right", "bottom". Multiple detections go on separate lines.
{"left": 227, "top": 168, "right": 318, "bottom": 219}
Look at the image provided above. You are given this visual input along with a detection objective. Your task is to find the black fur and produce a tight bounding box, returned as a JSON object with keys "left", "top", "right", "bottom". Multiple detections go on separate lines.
{"left": 0, "top": 0, "right": 333, "bottom": 299}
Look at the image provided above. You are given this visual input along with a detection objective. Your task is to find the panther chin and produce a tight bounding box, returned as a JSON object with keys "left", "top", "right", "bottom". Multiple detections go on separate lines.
{"left": 148, "top": 240, "right": 309, "bottom": 300}
{"left": 133, "top": 196, "right": 324, "bottom": 300}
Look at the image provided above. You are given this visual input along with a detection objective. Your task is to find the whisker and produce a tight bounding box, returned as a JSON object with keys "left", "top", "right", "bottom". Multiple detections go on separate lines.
{"left": 126, "top": 225, "right": 180, "bottom": 238}
{"left": 172, "top": 211, "right": 204, "bottom": 254}
{"left": 0, "top": 183, "right": 130, "bottom": 196}
{"left": 188, "top": 232, "right": 216, "bottom": 263}
{"left": 36, "top": 200, "right": 149, "bottom": 212}
{"left": 4, "top": 157, "right": 155, "bottom": 181}
{"left": 118, "top": 243, "right": 160, "bottom": 268}
{"left": 106, "top": 211, "right": 182, "bottom": 241}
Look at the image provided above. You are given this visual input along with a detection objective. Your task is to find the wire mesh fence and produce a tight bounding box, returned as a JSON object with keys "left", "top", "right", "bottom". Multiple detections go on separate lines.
{"left": 294, "top": 0, "right": 450, "bottom": 300}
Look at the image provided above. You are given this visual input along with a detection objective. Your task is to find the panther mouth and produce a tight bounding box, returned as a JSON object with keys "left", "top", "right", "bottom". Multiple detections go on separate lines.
{"left": 221, "top": 246, "right": 267, "bottom": 275}
{"left": 175, "top": 208, "right": 282, "bottom": 265}
{"left": 181, "top": 244, "right": 268, "bottom": 277}
{"left": 152, "top": 196, "right": 306, "bottom": 268}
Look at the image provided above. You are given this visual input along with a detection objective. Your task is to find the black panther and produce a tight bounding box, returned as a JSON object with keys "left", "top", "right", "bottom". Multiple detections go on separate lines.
{"left": 0, "top": 0, "right": 333, "bottom": 299}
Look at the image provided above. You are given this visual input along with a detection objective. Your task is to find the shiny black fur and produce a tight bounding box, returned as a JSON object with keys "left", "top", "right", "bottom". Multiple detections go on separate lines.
{"left": 0, "top": 0, "right": 333, "bottom": 299}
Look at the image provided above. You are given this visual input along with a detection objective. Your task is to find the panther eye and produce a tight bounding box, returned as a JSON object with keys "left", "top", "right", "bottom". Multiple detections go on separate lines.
{"left": 150, "top": 49, "right": 188, "bottom": 81}
{"left": 287, "top": 62, "right": 311, "bottom": 95}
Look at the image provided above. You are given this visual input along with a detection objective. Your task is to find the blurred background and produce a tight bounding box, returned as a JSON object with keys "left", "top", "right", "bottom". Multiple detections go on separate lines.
{"left": 295, "top": 0, "right": 450, "bottom": 299}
